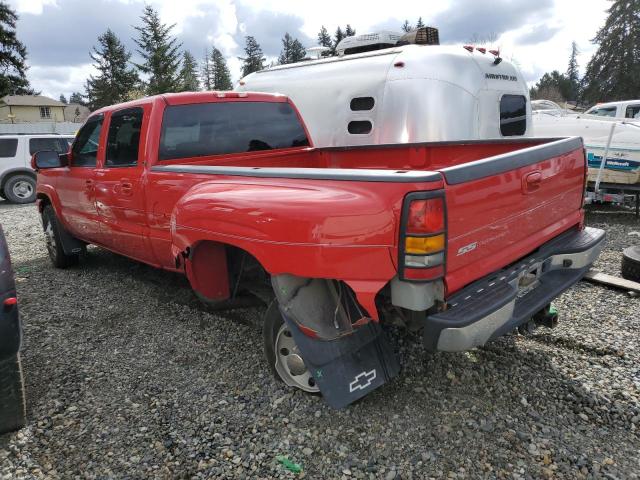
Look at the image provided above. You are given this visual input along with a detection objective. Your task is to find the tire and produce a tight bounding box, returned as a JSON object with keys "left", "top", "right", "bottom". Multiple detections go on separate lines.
{"left": 263, "top": 301, "right": 320, "bottom": 393}
{"left": 4, "top": 175, "right": 36, "bottom": 204}
{"left": 621, "top": 246, "right": 640, "bottom": 282}
{"left": 41, "top": 205, "right": 80, "bottom": 268}
{"left": 0, "top": 354, "right": 26, "bottom": 434}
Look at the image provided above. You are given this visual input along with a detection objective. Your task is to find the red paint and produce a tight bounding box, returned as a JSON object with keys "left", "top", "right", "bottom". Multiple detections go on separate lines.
{"left": 34, "top": 92, "right": 587, "bottom": 318}
{"left": 3, "top": 297, "right": 17, "bottom": 308}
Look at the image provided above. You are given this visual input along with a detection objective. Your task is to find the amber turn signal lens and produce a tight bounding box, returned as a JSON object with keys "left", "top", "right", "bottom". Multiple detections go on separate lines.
{"left": 405, "top": 234, "right": 445, "bottom": 254}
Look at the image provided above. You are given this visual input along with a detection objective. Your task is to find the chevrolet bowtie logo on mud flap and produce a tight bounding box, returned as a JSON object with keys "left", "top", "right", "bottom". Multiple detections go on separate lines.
{"left": 349, "top": 369, "right": 377, "bottom": 392}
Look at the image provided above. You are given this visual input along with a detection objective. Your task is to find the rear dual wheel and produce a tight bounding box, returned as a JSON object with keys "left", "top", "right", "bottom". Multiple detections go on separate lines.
{"left": 263, "top": 301, "right": 319, "bottom": 393}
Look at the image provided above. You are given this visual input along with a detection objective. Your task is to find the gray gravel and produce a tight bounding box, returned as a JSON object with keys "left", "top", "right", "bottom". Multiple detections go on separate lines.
{"left": 0, "top": 200, "right": 639, "bottom": 479}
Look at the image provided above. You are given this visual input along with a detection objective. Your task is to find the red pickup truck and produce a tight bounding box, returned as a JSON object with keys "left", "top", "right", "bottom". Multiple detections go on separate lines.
{"left": 32, "top": 92, "right": 604, "bottom": 408}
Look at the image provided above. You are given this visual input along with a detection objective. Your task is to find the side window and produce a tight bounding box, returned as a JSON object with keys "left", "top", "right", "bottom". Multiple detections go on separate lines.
{"left": 29, "top": 137, "right": 70, "bottom": 155}
{"left": 590, "top": 107, "right": 617, "bottom": 117}
{"left": 72, "top": 115, "right": 103, "bottom": 167}
{"left": 105, "top": 107, "right": 143, "bottom": 167}
{"left": 500, "top": 95, "right": 527, "bottom": 136}
{"left": 0, "top": 139, "right": 18, "bottom": 158}
{"left": 625, "top": 105, "right": 640, "bottom": 119}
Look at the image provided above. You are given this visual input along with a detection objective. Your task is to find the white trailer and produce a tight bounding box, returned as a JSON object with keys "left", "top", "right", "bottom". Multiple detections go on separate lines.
{"left": 236, "top": 29, "right": 531, "bottom": 147}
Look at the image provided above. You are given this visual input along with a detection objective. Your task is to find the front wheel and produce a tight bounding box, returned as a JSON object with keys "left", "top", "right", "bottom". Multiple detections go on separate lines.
{"left": 4, "top": 175, "right": 36, "bottom": 204}
{"left": 41, "top": 205, "right": 80, "bottom": 268}
{"left": 263, "top": 301, "right": 320, "bottom": 393}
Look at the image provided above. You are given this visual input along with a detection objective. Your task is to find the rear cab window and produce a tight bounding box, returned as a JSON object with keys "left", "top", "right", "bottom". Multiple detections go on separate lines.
{"left": 0, "top": 139, "right": 18, "bottom": 158}
{"left": 625, "top": 105, "right": 640, "bottom": 119}
{"left": 159, "top": 101, "right": 309, "bottom": 161}
{"left": 500, "top": 95, "right": 527, "bottom": 136}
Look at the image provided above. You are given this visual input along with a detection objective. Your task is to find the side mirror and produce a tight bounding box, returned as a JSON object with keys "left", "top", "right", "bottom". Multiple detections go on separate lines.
{"left": 31, "top": 150, "right": 68, "bottom": 170}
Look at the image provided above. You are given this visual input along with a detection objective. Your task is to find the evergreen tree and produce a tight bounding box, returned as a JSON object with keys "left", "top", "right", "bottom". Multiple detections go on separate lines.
{"left": 134, "top": 5, "right": 182, "bottom": 95}
{"left": 416, "top": 17, "right": 425, "bottom": 28}
{"left": 529, "top": 70, "right": 573, "bottom": 102}
{"left": 239, "top": 36, "right": 265, "bottom": 77}
{"left": 201, "top": 48, "right": 212, "bottom": 90}
{"left": 178, "top": 51, "right": 199, "bottom": 91}
{"left": 582, "top": 0, "right": 640, "bottom": 103}
{"left": 332, "top": 26, "right": 345, "bottom": 55}
{"left": 210, "top": 47, "right": 232, "bottom": 90}
{"left": 59, "top": 94, "right": 68, "bottom": 104}
{"left": 345, "top": 24, "right": 356, "bottom": 37}
{"left": 566, "top": 41, "right": 580, "bottom": 101}
{"left": 278, "top": 33, "right": 306, "bottom": 65}
{"left": 84, "top": 29, "right": 140, "bottom": 110}
{"left": 0, "top": 2, "right": 34, "bottom": 96}
{"left": 401, "top": 20, "right": 412, "bottom": 33}
{"left": 69, "top": 92, "right": 85, "bottom": 105}
{"left": 318, "top": 25, "right": 332, "bottom": 48}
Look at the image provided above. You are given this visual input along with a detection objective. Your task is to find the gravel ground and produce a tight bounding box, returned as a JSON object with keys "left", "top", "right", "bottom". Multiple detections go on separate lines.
{"left": 0, "top": 200, "right": 639, "bottom": 479}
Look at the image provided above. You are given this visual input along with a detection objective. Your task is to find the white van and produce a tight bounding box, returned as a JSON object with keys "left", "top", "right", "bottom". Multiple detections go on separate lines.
{"left": 0, "top": 135, "right": 74, "bottom": 204}
{"left": 237, "top": 29, "right": 531, "bottom": 147}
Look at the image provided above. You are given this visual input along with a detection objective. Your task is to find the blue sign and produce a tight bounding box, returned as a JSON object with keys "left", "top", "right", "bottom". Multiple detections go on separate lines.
{"left": 587, "top": 152, "right": 640, "bottom": 172}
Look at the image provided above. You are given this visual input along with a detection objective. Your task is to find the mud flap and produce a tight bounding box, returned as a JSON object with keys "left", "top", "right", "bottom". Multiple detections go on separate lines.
{"left": 281, "top": 312, "right": 400, "bottom": 409}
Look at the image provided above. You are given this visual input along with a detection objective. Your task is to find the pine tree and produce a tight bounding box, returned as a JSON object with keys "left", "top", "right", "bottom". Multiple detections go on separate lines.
{"left": 59, "top": 94, "right": 67, "bottom": 104}
{"left": 134, "top": 5, "right": 182, "bottom": 95}
{"left": 201, "top": 48, "right": 212, "bottom": 90}
{"left": 69, "top": 92, "right": 85, "bottom": 105}
{"left": 318, "top": 25, "right": 332, "bottom": 48}
{"left": 278, "top": 33, "right": 306, "bottom": 65}
{"left": 84, "top": 29, "right": 140, "bottom": 110}
{"left": 239, "top": 36, "right": 265, "bottom": 77}
{"left": 178, "top": 51, "right": 199, "bottom": 91}
{"left": 332, "top": 26, "right": 345, "bottom": 55}
{"left": 345, "top": 24, "right": 356, "bottom": 37}
{"left": 210, "top": 47, "right": 232, "bottom": 90}
{"left": 582, "top": 0, "right": 640, "bottom": 103}
{"left": 0, "top": 2, "right": 34, "bottom": 96}
{"left": 401, "top": 20, "right": 412, "bottom": 33}
{"left": 416, "top": 17, "right": 425, "bottom": 28}
{"left": 566, "top": 41, "right": 580, "bottom": 101}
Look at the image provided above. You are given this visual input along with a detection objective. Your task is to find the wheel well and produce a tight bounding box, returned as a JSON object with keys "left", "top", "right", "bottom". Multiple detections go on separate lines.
{"left": 36, "top": 193, "right": 52, "bottom": 213}
{"left": 0, "top": 170, "right": 36, "bottom": 191}
{"left": 185, "top": 241, "right": 269, "bottom": 302}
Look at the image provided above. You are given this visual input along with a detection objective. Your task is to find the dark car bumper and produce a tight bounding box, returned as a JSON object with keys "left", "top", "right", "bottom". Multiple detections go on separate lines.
{"left": 425, "top": 226, "right": 606, "bottom": 351}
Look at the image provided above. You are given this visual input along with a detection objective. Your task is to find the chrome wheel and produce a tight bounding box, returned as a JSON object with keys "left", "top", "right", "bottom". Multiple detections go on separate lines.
{"left": 274, "top": 324, "right": 319, "bottom": 393}
{"left": 12, "top": 180, "right": 33, "bottom": 200}
{"left": 44, "top": 220, "right": 57, "bottom": 259}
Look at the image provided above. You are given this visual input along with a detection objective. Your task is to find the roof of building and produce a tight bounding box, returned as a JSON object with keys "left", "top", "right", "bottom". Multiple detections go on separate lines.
{"left": 1, "top": 95, "right": 66, "bottom": 107}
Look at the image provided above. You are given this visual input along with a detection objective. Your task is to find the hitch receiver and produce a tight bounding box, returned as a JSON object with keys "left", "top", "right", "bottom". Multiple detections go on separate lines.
{"left": 533, "top": 304, "right": 559, "bottom": 329}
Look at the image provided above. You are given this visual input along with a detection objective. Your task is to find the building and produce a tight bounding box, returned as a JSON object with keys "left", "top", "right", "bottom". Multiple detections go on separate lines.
{"left": 0, "top": 95, "right": 66, "bottom": 123}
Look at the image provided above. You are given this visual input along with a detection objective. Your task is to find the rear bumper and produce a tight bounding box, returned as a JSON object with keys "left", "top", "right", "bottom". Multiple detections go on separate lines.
{"left": 425, "top": 226, "right": 606, "bottom": 352}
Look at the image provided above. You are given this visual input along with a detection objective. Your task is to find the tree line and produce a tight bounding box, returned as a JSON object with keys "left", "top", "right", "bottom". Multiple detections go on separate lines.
{"left": 529, "top": 0, "right": 640, "bottom": 105}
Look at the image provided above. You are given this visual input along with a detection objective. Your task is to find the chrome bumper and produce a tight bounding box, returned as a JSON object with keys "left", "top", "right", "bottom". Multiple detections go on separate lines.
{"left": 425, "top": 227, "right": 606, "bottom": 352}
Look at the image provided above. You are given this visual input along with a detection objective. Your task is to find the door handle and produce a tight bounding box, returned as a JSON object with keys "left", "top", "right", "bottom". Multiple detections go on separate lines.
{"left": 522, "top": 172, "right": 542, "bottom": 193}
{"left": 120, "top": 181, "right": 133, "bottom": 196}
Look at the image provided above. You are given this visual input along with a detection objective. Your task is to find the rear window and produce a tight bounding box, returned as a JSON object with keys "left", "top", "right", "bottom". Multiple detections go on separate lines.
{"left": 29, "top": 137, "right": 70, "bottom": 155}
{"left": 0, "top": 139, "right": 18, "bottom": 158}
{"left": 159, "top": 102, "right": 310, "bottom": 161}
{"left": 500, "top": 95, "right": 527, "bottom": 136}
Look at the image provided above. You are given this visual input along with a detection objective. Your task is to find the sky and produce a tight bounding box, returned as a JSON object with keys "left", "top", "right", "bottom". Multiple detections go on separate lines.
{"left": 9, "top": 0, "right": 612, "bottom": 100}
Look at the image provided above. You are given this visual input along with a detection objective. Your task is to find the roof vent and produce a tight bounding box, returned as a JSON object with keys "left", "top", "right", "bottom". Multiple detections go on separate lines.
{"left": 336, "top": 30, "right": 402, "bottom": 56}
{"left": 396, "top": 27, "right": 440, "bottom": 46}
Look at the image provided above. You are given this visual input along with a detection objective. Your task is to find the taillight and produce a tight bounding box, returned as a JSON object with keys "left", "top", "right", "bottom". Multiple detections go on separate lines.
{"left": 400, "top": 193, "right": 446, "bottom": 281}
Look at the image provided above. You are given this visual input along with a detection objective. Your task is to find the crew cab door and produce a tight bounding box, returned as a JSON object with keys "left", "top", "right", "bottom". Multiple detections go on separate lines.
{"left": 93, "top": 106, "right": 153, "bottom": 262}
{"left": 56, "top": 114, "right": 104, "bottom": 242}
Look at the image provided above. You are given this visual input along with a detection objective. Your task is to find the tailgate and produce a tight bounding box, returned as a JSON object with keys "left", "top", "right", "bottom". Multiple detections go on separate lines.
{"left": 439, "top": 137, "right": 586, "bottom": 295}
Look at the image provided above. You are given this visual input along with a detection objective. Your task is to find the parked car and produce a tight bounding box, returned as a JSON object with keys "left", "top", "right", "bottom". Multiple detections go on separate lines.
{"left": 31, "top": 92, "right": 605, "bottom": 408}
{"left": 0, "top": 224, "right": 26, "bottom": 433}
{"left": 0, "top": 134, "right": 72, "bottom": 204}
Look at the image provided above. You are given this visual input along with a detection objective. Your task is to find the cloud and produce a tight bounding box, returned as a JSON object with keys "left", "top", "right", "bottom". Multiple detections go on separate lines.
{"left": 233, "top": 3, "right": 313, "bottom": 57}
{"left": 432, "top": 0, "right": 555, "bottom": 43}
{"left": 514, "top": 24, "right": 561, "bottom": 45}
